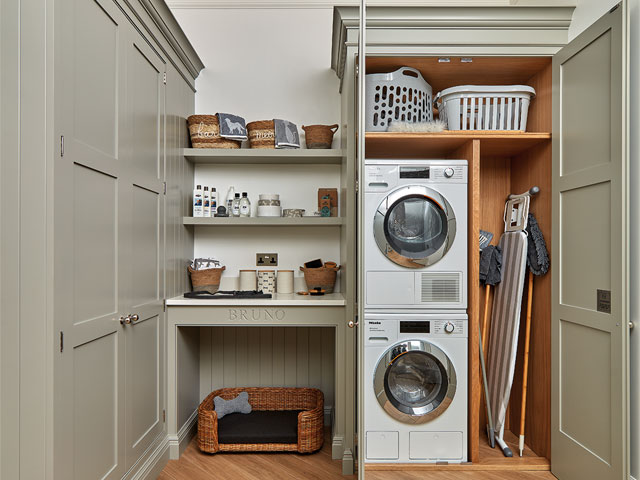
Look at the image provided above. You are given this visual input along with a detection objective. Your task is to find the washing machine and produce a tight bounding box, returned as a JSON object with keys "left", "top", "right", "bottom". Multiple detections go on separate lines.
{"left": 364, "top": 313, "right": 468, "bottom": 463}
{"left": 364, "top": 159, "right": 467, "bottom": 310}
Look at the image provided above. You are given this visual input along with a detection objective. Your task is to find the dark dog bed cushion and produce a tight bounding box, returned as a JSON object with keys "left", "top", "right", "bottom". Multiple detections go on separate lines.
{"left": 217, "top": 410, "right": 302, "bottom": 444}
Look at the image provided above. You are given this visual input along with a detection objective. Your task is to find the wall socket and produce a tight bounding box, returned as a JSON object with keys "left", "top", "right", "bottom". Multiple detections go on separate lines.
{"left": 256, "top": 253, "right": 278, "bottom": 267}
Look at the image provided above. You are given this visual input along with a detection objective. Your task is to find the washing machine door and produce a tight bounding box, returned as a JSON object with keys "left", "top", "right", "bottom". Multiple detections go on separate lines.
{"left": 373, "top": 340, "right": 457, "bottom": 424}
{"left": 373, "top": 185, "right": 456, "bottom": 268}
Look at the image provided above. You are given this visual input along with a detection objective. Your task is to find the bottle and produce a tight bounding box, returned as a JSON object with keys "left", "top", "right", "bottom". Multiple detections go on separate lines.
{"left": 232, "top": 193, "right": 241, "bottom": 217}
{"left": 210, "top": 188, "right": 218, "bottom": 216}
{"left": 239, "top": 192, "right": 251, "bottom": 217}
{"left": 226, "top": 186, "right": 236, "bottom": 213}
{"left": 203, "top": 186, "right": 211, "bottom": 217}
{"left": 193, "top": 184, "right": 203, "bottom": 217}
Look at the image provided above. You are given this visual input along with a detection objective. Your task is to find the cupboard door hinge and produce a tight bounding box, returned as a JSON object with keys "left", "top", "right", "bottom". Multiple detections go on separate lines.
{"left": 163, "top": 298, "right": 166, "bottom": 312}
{"left": 162, "top": 409, "right": 166, "bottom": 422}
{"left": 163, "top": 72, "right": 167, "bottom": 85}
{"left": 163, "top": 181, "right": 167, "bottom": 195}
{"left": 355, "top": 64, "right": 359, "bottom": 77}
{"left": 60, "top": 135, "right": 64, "bottom": 157}
{"left": 60, "top": 331, "right": 64, "bottom": 352}
{"left": 355, "top": 179, "right": 359, "bottom": 193}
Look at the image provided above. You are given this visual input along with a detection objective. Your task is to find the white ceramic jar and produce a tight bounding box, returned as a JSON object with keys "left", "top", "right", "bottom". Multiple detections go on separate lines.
{"left": 276, "top": 270, "right": 294, "bottom": 294}
{"left": 239, "top": 270, "right": 257, "bottom": 291}
{"left": 257, "top": 270, "right": 276, "bottom": 294}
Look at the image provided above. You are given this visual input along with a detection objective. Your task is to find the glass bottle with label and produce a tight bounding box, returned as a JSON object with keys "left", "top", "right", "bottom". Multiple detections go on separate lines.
{"left": 232, "top": 193, "right": 241, "bottom": 217}
{"left": 239, "top": 192, "right": 251, "bottom": 217}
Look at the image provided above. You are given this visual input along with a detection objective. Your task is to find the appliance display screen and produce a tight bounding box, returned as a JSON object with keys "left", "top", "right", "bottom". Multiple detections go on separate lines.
{"left": 400, "top": 321, "right": 430, "bottom": 333}
{"left": 400, "top": 167, "right": 430, "bottom": 179}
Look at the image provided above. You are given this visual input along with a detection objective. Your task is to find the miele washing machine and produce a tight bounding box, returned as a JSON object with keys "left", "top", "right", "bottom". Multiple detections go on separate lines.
{"left": 364, "top": 159, "right": 468, "bottom": 310}
{"left": 364, "top": 313, "right": 468, "bottom": 463}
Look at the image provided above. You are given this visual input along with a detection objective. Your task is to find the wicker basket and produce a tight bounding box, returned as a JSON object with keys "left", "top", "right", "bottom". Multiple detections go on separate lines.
{"left": 246, "top": 120, "right": 275, "bottom": 149}
{"left": 300, "top": 265, "right": 340, "bottom": 294}
{"left": 188, "top": 266, "right": 225, "bottom": 294}
{"left": 187, "top": 115, "right": 241, "bottom": 149}
{"left": 198, "top": 387, "right": 324, "bottom": 454}
{"left": 302, "top": 124, "right": 339, "bottom": 149}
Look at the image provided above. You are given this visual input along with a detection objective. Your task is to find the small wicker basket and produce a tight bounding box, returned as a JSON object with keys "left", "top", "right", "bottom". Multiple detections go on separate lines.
{"left": 300, "top": 265, "right": 340, "bottom": 294}
{"left": 302, "top": 124, "right": 338, "bottom": 149}
{"left": 187, "top": 115, "right": 241, "bottom": 149}
{"left": 188, "top": 265, "right": 225, "bottom": 293}
{"left": 247, "top": 120, "right": 275, "bottom": 149}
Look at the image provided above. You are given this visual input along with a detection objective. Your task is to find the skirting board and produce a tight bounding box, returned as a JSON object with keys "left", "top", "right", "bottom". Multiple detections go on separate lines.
{"left": 169, "top": 409, "right": 199, "bottom": 460}
{"left": 123, "top": 433, "right": 170, "bottom": 480}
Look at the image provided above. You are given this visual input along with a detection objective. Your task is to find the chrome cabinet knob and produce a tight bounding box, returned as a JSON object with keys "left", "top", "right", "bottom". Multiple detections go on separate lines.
{"left": 348, "top": 321, "right": 359, "bottom": 328}
{"left": 130, "top": 314, "right": 139, "bottom": 323}
{"left": 120, "top": 315, "right": 131, "bottom": 325}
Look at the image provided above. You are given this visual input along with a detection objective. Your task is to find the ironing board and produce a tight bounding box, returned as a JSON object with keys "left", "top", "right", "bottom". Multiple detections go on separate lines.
{"left": 486, "top": 231, "right": 528, "bottom": 456}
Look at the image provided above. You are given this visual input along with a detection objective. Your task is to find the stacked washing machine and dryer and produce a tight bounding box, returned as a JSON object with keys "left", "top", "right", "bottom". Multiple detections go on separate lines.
{"left": 363, "top": 159, "right": 469, "bottom": 464}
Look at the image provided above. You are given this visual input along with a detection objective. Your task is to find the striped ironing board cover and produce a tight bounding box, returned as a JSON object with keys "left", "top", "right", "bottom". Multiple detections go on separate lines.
{"left": 487, "top": 231, "right": 528, "bottom": 436}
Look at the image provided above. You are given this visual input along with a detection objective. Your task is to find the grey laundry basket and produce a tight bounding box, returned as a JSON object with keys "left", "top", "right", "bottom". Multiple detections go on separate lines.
{"left": 365, "top": 67, "right": 433, "bottom": 131}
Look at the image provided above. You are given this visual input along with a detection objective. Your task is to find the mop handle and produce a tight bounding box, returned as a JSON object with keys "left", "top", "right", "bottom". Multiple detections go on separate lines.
{"left": 508, "top": 186, "right": 539, "bottom": 200}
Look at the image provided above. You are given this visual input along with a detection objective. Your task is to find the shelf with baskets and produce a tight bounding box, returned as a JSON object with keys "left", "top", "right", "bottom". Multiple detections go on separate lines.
{"left": 183, "top": 216, "right": 345, "bottom": 226}
{"left": 365, "top": 131, "right": 551, "bottom": 158}
{"left": 182, "top": 148, "right": 345, "bottom": 164}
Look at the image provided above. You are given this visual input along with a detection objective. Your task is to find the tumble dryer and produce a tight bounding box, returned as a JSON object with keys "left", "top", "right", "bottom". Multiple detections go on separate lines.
{"left": 364, "top": 313, "right": 468, "bottom": 463}
{"left": 364, "top": 159, "right": 468, "bottom": 310}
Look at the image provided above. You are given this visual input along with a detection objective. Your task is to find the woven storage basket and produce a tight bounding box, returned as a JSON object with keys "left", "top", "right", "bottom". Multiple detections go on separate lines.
{"left": 246, "top": 120, "right": 275, "bottom": 149}
{"left": 300, "top": 265, "right": 340, "bottom": 294}
{"left": 301, "top": 124, "right": 339, "bottom": 149}
{"left": 198, "top": 387, "right": 324, "bottom": 454}
{"left": 187, "top": 115, "right": 241, "bottom": 149}
{"left": 188, "top": 266, "right": 225, "bottom": 294}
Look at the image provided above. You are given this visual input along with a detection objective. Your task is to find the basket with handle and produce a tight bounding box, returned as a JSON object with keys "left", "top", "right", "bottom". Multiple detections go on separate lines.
{"left": 188, "top": 265, "right": 225, "bottom": 294}
{"left": 300, "top": 265, "right": 340, "bottom": 294}
{"left": 365, "top": 67, "right": 433, "bottom": 131}
{"left": 301, "top": 124, "right": 339, "bottom": 149}
{"left": 187, "top": 115, "right": 241, "bottom": 149}
{"left": 435, "top": 85, "right": 536, "bottom": 131}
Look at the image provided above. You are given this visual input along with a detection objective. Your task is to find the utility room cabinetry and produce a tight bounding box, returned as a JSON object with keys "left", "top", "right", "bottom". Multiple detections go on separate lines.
{"left": 52, "top": 1, "right": 203, "bottom": 479}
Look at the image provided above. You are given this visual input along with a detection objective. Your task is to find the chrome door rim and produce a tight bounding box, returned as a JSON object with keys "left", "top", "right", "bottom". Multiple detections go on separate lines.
{"left": 373, "top": 185, "right": 456, "bottom": 268}
{"left": 373, "top": 340, "right": 457, "bottom": 424}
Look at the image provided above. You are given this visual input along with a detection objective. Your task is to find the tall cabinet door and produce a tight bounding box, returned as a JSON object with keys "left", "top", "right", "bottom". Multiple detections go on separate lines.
{"left": 552, "top": 4, "right": 629, "bottom": 480}
{"left": 53, "top": 0, "right": 128, "bottom": 478}
{"left": 123, "top": 31, "right": 167, "bottom": 469}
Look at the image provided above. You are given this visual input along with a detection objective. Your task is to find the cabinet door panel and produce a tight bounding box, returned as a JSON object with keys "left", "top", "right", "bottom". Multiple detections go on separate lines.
{"left": 552, "top": 4, "right": 629, "bottom": 480}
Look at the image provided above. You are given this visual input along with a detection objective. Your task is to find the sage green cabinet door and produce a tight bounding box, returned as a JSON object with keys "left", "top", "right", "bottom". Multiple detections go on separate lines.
{"left": 53, "top": 0, "right": 128, "bottom": 478}
{"left": 552, "top": 4, "right": 629, "bottom": 480}
{"left": 123, "top": 31, "right": 167, "bottom": 470}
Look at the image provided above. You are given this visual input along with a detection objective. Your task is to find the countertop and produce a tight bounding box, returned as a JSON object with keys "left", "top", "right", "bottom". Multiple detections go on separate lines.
{"left": 166, "top": 292, "right": 346, "bottom": 307}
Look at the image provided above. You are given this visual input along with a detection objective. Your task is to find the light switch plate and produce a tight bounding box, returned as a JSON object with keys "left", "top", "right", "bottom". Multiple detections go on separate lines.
{"left": 256, "top": 253, "right": 278, "bottom": 267}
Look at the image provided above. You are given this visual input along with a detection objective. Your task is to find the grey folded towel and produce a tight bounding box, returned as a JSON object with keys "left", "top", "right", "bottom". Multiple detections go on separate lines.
{"left": 218, "top": 113, "right": 247, "bottom": 141}
{"left": 479, "top": 244, "right": 502, "bottom": 286}
{"left": 274, "top": 119, "right": 300, "bottom": 149}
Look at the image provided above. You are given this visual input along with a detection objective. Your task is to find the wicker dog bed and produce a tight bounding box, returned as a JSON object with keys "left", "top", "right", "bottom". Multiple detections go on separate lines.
{"left": 198, "top": 387, "right": 324, "bottom": 454}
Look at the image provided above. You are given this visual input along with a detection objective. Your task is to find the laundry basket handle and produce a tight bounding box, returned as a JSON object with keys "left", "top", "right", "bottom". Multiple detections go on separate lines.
{"left": 399, "top": 67, "right": 422, "bottom": 79}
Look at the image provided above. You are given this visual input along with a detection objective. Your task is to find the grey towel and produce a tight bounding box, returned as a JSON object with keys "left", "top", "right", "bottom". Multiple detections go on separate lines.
{"left": 218, "top": 113, "right": 247, "bottom": 141}
{"left": 479, "top": 245, "right": 502, "bottom": 286}
{"left": 274, "top": 119, "right": 300, "bottom": 149}
{"left": 526, "top": 213, "right": 549, "bottom": 276}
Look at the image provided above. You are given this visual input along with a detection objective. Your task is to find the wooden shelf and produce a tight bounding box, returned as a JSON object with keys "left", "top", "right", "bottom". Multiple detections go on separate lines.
{"left": 183, "top": 216, "right": 344, "bottom": 226}
{"left": 183, "top": 148, "right": 345, "bottom": 164}
{"left": 365, "top": 131, "right": 551, "bottom": 158}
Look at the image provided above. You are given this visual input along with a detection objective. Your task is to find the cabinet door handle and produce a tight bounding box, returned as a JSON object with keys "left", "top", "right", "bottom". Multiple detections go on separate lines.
{"left": 348, "top": 320, "right": 359, "bottom": 328}
{"left": 120, "top": 315, "right": 132, "bottom": 325}
{"left": 130, "top": 314, "right": 140, "bottom": 324}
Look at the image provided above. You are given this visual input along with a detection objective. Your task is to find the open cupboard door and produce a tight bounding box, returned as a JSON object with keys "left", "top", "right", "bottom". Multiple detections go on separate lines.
{"left": 552, "top": 3, "right": 629, "bottom": 480}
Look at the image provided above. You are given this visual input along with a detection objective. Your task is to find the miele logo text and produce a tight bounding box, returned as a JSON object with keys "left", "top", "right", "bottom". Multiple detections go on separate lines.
{"left": 228, "top": 309, "right": 285, "bottom": 321}
{"left": 369, "top": 321, "right": 381, "bottom": 325}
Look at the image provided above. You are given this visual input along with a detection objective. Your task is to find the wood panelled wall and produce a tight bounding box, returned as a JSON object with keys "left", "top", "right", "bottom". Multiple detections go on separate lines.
{"left": 199, "top": 327, "right": 336, "bottom": 413}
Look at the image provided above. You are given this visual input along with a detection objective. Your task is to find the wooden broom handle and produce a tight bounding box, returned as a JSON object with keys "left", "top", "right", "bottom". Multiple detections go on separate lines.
{"left": 519, "top": 271, "right": 535, "bottom": 439}
{"left": 481, "top": 284, "right": 491, "bottom": 355}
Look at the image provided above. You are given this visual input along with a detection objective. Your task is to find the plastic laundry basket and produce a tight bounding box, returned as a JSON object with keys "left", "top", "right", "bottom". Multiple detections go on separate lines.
{"left": 435, "top": 85, "right": 536, "bottom": 131}
{"left": 365, "top": 67, "right": 433, "bottom": 131}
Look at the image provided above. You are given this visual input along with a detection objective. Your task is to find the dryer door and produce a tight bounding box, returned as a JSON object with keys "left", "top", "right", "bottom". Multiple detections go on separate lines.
{"left": 373, "top": 340, "right": 457, "bottom": 424}
{"left": 374, "top": 185, "right": 456, "bottom": 268}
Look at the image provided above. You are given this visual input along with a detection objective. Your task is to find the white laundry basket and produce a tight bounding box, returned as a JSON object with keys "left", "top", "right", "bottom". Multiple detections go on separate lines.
{"left": 365, "top": 67, "right": 433, "bottom": 131}
{"left": 435, "top": 85, "right": 536, "bottom": 131}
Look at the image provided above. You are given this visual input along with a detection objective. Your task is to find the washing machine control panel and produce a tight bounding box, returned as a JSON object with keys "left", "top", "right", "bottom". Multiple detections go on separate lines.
{"left": 366, "top": 318, "right": 467, "bottom": 344}
{"left": 432, "top": 320, "right": 465, "bottom": 335}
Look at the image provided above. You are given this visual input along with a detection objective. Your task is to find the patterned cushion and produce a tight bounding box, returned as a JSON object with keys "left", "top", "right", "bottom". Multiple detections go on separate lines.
{"left": 214, "top": 391, "right": 252, "bottom": 419}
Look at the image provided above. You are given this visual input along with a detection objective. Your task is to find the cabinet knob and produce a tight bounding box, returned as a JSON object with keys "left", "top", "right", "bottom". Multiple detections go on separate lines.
{"left": 348, "top": 320, "right": 359, "bottom": 328}
{"left": 130, "top": 314, "right": 140, "bottom": 323}
{"left": 120, "top": 316, "right": 131, "bottom": 325}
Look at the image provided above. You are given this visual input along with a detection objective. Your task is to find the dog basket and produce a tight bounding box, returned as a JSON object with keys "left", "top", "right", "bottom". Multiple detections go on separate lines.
{"left": 365, "top": 67, "right": 433, "bottom": 131}
{"left": 198, "top": 387, "right": 324, "bottom": 454}
{"left": 247, "top": 120, "right": 276, "bottom": 149}
{"left": 188, "top": 266, "right": 225, "bottom": 294}
{"left": 300, "top": 265, "right": 340, "bottom": 294}
{"left": 435, "top": 85, "right": 536, "bottom": 131}
{"left": 187, "top": 115, "right": 241, "bottom": 149}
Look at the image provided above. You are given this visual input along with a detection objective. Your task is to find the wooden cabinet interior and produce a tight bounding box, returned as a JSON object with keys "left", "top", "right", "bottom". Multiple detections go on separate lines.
{"left": 365, "top": 56, "right": 552, "bottom": 470}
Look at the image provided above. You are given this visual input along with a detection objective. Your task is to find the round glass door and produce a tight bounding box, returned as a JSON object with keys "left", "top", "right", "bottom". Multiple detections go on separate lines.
{"left": 374, "top": 186, "right": 456, "bottom": 268}
{"left": 373, "top": 340, "right": 457, "bottom": 424}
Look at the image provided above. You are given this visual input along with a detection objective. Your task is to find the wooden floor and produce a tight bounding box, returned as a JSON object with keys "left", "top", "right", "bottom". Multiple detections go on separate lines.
{"left": 367, "top": 472, "right": 556, "bottom": 480}
{"left": 159, "top": 428, "right": 353, "bottom": 480}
